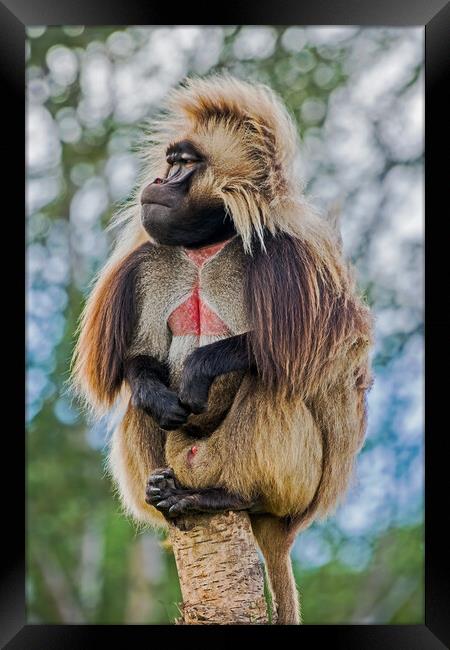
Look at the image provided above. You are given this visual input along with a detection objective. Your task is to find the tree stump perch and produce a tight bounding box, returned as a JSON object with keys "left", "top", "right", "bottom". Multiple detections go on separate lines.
{"left": 168, "top": 510, "right": 269, "bottom": 624}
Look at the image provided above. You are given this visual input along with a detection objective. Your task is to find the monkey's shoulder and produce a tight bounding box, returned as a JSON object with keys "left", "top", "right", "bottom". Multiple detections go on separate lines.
{"left": 122, "top": 240, "right": 186, "bottom": 273}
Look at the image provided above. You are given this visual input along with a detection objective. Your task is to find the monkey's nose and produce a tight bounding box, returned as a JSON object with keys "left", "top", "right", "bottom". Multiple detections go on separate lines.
{"left": 141, "top": 179, "right": 166, "bottom": 204}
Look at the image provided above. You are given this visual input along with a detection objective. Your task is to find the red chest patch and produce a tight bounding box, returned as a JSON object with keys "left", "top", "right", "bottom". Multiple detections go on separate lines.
{"left": 168, "top": 240, "right": 232, "bottom": 337}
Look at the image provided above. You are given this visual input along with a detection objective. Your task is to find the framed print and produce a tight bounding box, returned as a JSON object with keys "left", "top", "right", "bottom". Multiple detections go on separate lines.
{"left": 4, "top": 0, "right": 449, "bottom": 646}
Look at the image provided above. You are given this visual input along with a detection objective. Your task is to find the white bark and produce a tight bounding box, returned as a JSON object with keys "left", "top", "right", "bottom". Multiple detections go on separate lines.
{"left": 169, "top": 511, "right": 268, "bottom": 624}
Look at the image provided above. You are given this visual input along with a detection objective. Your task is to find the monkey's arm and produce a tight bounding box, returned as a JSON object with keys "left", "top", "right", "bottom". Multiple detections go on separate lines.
{"left": 73, "top": 241, "right": 189, "bottom": 427}
{"left": 178, "top": 334, "right": 254, "bottom": 414}
{"left": 72, "top": 243, "right": 151, "bottom": 411}
{"left": 124, "top": 355, "right": 190, "bottom": 430}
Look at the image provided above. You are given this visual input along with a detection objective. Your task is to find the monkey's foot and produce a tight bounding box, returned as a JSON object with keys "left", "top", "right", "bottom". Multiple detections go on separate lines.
{"left": 145, "top": 468, "right": 256, "bottom": 518}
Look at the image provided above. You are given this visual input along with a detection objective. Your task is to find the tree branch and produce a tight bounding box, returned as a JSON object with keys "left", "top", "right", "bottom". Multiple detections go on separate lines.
{"left": 169, "top": 511, "right": 269, "bottom": 624}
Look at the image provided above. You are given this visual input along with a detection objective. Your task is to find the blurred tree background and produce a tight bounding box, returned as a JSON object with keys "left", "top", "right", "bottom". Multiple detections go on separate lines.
{"left": 26, "top": 26, "right": 424, "bottom": 624}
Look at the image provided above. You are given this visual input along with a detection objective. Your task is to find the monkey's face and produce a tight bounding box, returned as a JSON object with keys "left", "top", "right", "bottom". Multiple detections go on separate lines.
{"left": 140, "top": 140, "right": 236, "bottom": 249}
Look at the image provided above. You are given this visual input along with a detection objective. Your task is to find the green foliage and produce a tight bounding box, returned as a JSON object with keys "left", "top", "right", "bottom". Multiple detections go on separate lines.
{"left": 296, "top": 525, "right": 423, "bottom": 623}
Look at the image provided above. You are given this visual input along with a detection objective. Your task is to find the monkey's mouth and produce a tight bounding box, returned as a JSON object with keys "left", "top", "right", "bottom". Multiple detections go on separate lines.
{"left": 142, "top": 201, "right": 173, "bottom": 210}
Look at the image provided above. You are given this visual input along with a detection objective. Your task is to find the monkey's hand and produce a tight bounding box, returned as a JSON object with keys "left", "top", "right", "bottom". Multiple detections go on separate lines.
{"left": 178, "top": 349, "right": 213, "bottom": 415}
{"left": 131, "top": 382, "right": 191, "bottom": 431}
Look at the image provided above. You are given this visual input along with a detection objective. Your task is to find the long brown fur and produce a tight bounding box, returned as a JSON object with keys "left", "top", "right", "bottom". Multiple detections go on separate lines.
{"left": 72, "top": 75, "right": 374, "bottom": 625}
{"left": 245, "top": 230, "right": 371, "bottom": 397}
{"left": 72, "top": 242, "right": 153, "bottom": 411}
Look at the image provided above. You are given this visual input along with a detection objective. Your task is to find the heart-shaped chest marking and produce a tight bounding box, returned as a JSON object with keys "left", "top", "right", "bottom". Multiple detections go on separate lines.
{"left": 167, "top": 240, "right": 232, "bottom": 337}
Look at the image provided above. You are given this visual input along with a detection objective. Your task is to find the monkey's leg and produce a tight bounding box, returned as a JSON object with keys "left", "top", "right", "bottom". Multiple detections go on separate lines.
{"left": 250, "top": 514, "right": 300, "bottom": 625}
{"left": 108, "top": 404, "right": 168, "bottom": 527}
{"left": 178, "top": 334, "right": 253, "bottom": 413}
{"left": 166, "top": 375, "right": 323, "bottom": 514}
{"left": 145, "top": 467, "right": 261, "bottom": 518}
{"left": 125, "top": 355, "right": 191, "bottom": 429}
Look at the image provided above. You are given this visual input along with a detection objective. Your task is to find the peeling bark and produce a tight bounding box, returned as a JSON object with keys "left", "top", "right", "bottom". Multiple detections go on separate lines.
{"left": 169, "top": 511, "right": 269, "bottom": 624}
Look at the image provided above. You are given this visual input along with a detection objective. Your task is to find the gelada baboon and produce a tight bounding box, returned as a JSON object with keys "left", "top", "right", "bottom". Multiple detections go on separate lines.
{"left": 72, "top": 75, "right": 373, "bottom": 624}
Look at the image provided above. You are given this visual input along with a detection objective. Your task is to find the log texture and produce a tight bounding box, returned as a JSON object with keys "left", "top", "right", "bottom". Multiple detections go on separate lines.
{"left": 169, "top": 510, "right": 269, "bottom": 624}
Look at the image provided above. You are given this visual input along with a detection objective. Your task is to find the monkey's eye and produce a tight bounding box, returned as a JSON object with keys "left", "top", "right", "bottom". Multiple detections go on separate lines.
{"left": 180, "top": 154, "right": 198, "bottom": 166}
{"left": 166, "top": 154, "right": 199, "bottom": 179}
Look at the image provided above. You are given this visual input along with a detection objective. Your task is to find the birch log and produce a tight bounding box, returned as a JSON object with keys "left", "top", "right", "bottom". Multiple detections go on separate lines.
{"left": 169, "top": 510, "right": 269, "bottom": 624}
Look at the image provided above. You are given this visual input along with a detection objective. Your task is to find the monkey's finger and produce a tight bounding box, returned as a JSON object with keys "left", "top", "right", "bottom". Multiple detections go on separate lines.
{"left": 160, "top": 406, "right": 191, "bottom": 426}
{"left": 172, "top": 407, "right": 191, "bottom": 419}
{"left": 178, "top": 397, "right": 207, "bottom": 415}
{"left": 158, "top": 414, "right": 189, "bottom": 430}
{"left": 176, "top": 400, "right": 192, "bottom": 415}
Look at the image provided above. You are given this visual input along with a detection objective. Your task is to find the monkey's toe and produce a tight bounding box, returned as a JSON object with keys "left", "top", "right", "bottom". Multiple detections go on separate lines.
{"left": 145, "top": 484, "right": 172, "bottom": 507}
{"left": 150, "top": 485, "right": 256, "bottom": 517}
{"left": 152, "top": 493, "right": 201, "bottom": 517}
{"left": 145, "top": 471, "right": 198, "bottom": 515}
{"left": 167, "top": 495, "right": 201, "bottom": 517}
{"left": 147, "top": 467, "right": 176, "bottom": 483}
{"left": 145, "top": 467, "right": 178, "bottom": 506}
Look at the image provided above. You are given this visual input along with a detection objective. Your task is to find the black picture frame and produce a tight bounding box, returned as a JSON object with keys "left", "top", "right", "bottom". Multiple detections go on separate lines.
{"left": 6, "top": 1, "right": 449, "bottom": 646}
